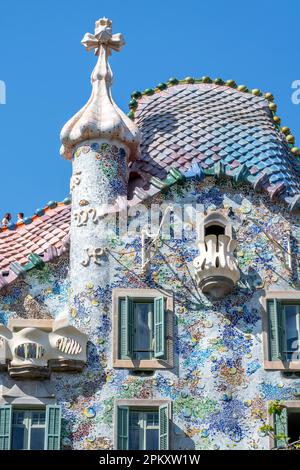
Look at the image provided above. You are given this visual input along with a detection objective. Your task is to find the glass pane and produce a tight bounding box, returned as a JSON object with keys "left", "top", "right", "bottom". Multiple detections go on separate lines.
{"left": 30, "top": 428, "right": 45, "bottom": 450}
{"left": 285, "top": 306, "right": 299, "bottom": 357}
{"left": 129, "top": 427, "right": 140, "bottom": 450}
{"left": 134, "top": 302, "right": 152, "bottom": 360}
{"left": 12, "top": 426, "right": 25, "bottom": 450}
{"left": 146, "top": 428, "right": 159, "bottom": 450}
{"left": 13, "top": 411, "right": 25, "bottom": 425}
{"left": 146, "top": 412, "right": 159, "bottom": 426}
{"left": 129, "top": 411, "right": 139, "bottom": 427}
{"left": 129, "top": 411, "right": 140, "bottom": 450}
{"left": 32, "top": 411, "right": 45, "bottom": 425}
{"left": 287, "top": 409, "right": 300, "bottom": 444}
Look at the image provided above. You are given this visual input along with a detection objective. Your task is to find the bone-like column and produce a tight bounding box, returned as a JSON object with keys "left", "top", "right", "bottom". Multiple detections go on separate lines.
{"left": 59, "top": 17, "right": 140, "bottom": 320}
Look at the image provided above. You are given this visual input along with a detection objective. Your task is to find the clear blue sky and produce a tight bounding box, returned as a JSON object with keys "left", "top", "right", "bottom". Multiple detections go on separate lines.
{"left": 0, "top": 0, "right": 299, "bottom": 219}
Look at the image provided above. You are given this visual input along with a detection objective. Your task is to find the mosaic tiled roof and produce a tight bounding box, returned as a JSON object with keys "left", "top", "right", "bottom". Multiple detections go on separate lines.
{"left": 0, "top": 202, "right": 70, "bottom": 287}
{"left": 129, "top": 81, "right": 300, "bottom": 209}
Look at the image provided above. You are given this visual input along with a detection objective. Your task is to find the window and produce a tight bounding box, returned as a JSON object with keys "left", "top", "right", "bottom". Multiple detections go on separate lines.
{"left": 116, "top": 402, "right": 170, "bottom": 450}
{"left": 129, "top": 410, "right": 159, "bottom": 450}
{"left": 119, "top": 297, "right": 165, "bottom": 361}
{"left": 267, "top": 299, "right": 300, "bottom": 361}
{"left": 113, "top": 289, "right": 173, "bottom": 369}
{"left": 12, "top": 410, "right": 45, "bottom": 450}
{"left": 204, "top": 223, "right": 225, "bottom": 237}
{"left": 200, "top": 212, "right": 232, "bottom": 241}
{"left": 284, "top": 305, "right": 300, "bottom": 359}
{"left": 0, "top": 405, "right": 61, "bottom": 450}
{"left": 273, "top": 406, "right": 300, "bottom": 448}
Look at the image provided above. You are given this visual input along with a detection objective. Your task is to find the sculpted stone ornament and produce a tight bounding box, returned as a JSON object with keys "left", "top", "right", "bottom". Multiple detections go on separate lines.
{"left": 81, "top": 17, "right": 124, "bottom": 56}
{"left": 70, "top": 170, "right": 82, "bottom": 192}
{"left": 81, "top": 247, "right": 106, "bottom": 266}
{"left": 0, "top": 318, "right": 88, "bottom": 379}
{"left": 60, "top": 18, "right": 140, "bottom": 161}
{"left": 193, "top": 212, "right": 240, "bottom": 299}
{"left": 74, "top": 207, "right": 98, "bottom": 226}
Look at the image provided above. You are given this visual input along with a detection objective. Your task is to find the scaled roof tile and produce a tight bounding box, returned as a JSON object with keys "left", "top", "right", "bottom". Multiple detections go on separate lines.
{"left": 0, "top": 204, "right": 70, "bottom": 274}
{"left": 131, "top": 83, "right": 300, "bottom": 204}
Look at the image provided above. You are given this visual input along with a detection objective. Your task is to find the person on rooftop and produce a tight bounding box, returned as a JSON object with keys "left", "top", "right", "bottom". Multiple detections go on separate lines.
{"left": 2, "top": 213, "right": 11, "bottom": 227}
{"left": 17, "top": 212, "right": 24, "bottom": 223}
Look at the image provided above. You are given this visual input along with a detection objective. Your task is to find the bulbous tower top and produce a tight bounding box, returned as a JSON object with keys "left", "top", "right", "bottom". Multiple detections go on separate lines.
{"left": 60, "top": 17, "right": 140, "bottom": 161}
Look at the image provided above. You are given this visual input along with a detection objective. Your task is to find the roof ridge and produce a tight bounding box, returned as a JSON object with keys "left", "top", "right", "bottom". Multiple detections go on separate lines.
{"left": 1, "top": 197, "right": 71, "bottom": 233}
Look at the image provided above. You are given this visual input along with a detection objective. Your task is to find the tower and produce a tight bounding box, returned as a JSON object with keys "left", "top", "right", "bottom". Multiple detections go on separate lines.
{"left": 60, "top": 17, "right": 140, "bottom": 320}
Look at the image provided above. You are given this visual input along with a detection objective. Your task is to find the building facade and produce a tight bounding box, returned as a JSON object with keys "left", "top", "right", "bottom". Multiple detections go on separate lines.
{"left": 0, "top": 17, "right": 300, "bottom": 450}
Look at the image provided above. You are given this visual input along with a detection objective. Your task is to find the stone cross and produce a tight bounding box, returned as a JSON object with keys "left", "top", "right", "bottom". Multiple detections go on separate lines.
{"left": 81, "top": 17, "right": 125, "bottom": 56}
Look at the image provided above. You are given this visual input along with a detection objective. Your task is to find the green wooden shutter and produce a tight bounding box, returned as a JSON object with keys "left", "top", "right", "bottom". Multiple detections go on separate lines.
{"left": 0, "top": 405, "right": 12, "bottom": 450}
{"left": 154, "top": 297, "right": 165, "bottom": 358}
{"left": 274, "top": 407, "right": 288, "bottom": 449}
{"left": 117, "top": 406, "right": 129, "bottom": 450}
{"left": 159, "top": 403, "right": 169, "bottom": 450}
{"left": 119, "top": 297, "right": 133, "bottom": 359}
{"left": 268, "top": 299, "right": 283, "bottom": 360}
{"left": 44, "top": 405, "right": 61, "bottom": 450}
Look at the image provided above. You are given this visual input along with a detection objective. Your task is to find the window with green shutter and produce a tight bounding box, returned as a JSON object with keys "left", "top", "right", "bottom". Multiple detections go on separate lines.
{"left": 0, "top": 405, "right": 12, "bottom": 450}
{"left": 268, "top": 299, "right": 284, "bottom": 360}
{"left": 0, "top": 405, "right": 62, "bottom": 450}
{"left": 44, "top": 405, "right": 61, "bottom": 450}
{"left": 117, "top": 404, "right": 170, "bottom": 450}
{"left": 159, "top": 403, "right": 169, "bottom": 450}
{"left": 119, "top": 297, "right": 134, "bottom": 359}
{"left": 117, "top": 406, "right": 129, "bottom": 450}
{"left": 118, "top": 296, "right": 166, "bottom": 361}
{"left": 274, "top": 408, "right": 288, "bottom": 448}
{"left": 268, "top": 299, "right": 300, "bottom": 361}
{"left": 154, "top": 297, "right": 165, "bottom": 358}
{"left": 12, "top": 409, "right": 46, "bottom": 450}
{"left": 282, "top": 304, "right": 300, "bottom": 360}
{"left": 273, "top": 407, "right": 300, "bottom": 449}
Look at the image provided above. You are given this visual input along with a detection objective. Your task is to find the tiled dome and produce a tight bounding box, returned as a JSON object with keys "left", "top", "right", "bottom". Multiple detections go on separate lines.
{"left": 130, "top": 82, "right": 300, "bottom": 208}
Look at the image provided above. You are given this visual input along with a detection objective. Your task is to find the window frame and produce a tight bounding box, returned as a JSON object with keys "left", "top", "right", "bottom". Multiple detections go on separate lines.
{"left": 114, "top": 399, "right": 171, "bottom": 450}
{"left": 262, "top": 291, "right": 300, "bottom": 370}
{"left": 132, "top": 300, "right": 154, "bottom": 360}
{"left": 112, "top": 288, "right": 173, "bottom": 369}
{"left": 282, "top": 303, "right": 300, "bottom": 359}
{"left": 128, "top": 408, "right": 159, "bottom": 450}
{"left": 11, "top": 408, "right": 46, "bottom": 450}
{"left": 0, "top": 404, "right": 61, "bottom": 450}
{"left": 269, "top": 400, "right": 300, "bottom": 449}
{"left": 119, "top": 298, "right": 155, "bottom": 361}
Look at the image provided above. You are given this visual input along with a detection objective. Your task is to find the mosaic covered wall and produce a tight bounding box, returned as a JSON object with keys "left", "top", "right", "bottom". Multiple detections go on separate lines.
{"left": 1, "top": 178, "right": 300, "bottom": 450}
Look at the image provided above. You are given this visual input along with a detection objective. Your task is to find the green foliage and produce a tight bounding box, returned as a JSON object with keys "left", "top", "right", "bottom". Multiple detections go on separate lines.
{"left": 259, "top": 424, "right": 274, "bottom": 434}
{"left": 268, "top": 400, "right": 286, "bottom": 416}
{"left": 262, "top": 401, "right": 300, "bottom": 450}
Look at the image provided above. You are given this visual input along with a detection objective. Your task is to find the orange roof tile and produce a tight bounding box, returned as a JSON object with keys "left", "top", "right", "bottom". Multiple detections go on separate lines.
{"left": 0, "top": 204, "right": 71, "bottom": 288}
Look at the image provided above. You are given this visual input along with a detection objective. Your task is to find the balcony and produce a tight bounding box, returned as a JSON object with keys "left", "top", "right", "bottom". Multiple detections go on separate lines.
{"left": 0, "top": 318, "right": 87, "bottom": 379}
{"left": 193, "top": 212, "right": 240, "bottom": 299}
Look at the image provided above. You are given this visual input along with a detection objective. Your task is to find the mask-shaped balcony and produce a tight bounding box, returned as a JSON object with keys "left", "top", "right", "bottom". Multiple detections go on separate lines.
{"left": 193, "top": 212, "right": 240, "bottom": 299}
{"left": 0, "top": 318, "right": 88, "bottom": 379}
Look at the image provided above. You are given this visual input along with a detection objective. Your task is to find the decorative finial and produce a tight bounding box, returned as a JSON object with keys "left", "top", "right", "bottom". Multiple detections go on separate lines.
{"left": 60, "top": 17, "right": 140, "bottom": 160}
{"left": 81, "top": 17, "right": 124, "bottom": 56}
